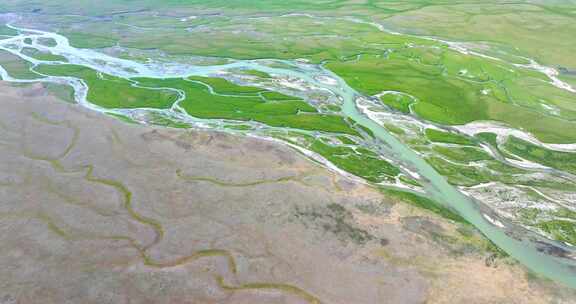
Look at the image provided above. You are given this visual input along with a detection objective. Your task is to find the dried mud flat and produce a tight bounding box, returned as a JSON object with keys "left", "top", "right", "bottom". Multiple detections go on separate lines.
{"left": 0, "top": 82, "right": 574, "bottom": 304}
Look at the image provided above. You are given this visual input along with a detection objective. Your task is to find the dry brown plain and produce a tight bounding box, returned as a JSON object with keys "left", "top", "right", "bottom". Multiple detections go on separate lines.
{"left": 0, "top": 82, "right": 574, "bottom": 303}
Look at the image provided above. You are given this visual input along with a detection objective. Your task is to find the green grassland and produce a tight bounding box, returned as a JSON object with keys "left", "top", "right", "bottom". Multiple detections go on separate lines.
{"left": 271, "top": 132, "right": 401, "bottom": 183}
{"left": 237, "top": 69, "right": 272, "bottom": 79}
{"left": 475, "top": 132, "right": 523, "bottom": 161}
{"left": 60, "top": 32, "right": 117, "bottom": 49}
{"left": 519, "top": 208, "right": 576, "bottom": 246}
{"left": 503, "top": 136, "right": 576, "bottom": 175}
{"left": 427, "top": 157, "right": 491, "bottom": 187}
{"left": 134, "top": 77, "right": 359, "bottom": 135}
{"left": 327, "top": 50, "right": 576, "bottom": 143}
{"left": 187, "top": 76, "right": 265, "bottom": 95}
{"left": 45, "top": 10, "right": 575, "bottom": 145}
{"left": 425, "top": 129, "right": 475, "bottom": 146}
{"left": 31, "top": 62, "right": 359, "bottom": 134}
{"left": 4, "top": 0, "right": 575, "bottom": 67}
{"left": 381, "top": 2, "right": 576, "bottom": 68}
{"left": 34, "top": 64, "right": 178, "bottom": 108}
{"left": 379, "top": 93, "right": 415, "bottom": 114}
{"left": 559, "top": 73, "right": 576, "bottom": 88}
{"left": 432, "top": 146, "right": 493, "bottom": 163}
{"left": 117, "top": 16, "right": 389, "bottom": 62}
{"left": 422, "top": 135, "right": 576, "bottom": 195}
{"left": 537, "top": 220, "right": 576, "bottom": 246}
{"left": 21, "top": 47, "right": 67, "bottom": 61}
{"left": 426, "top": 156, "right": 526, "bottom": 187}
{"left": 309, "top": 139, "right": 400, "bottom": 183}
{"left": 7, "top": 2, "right": 575, "bottom": 144}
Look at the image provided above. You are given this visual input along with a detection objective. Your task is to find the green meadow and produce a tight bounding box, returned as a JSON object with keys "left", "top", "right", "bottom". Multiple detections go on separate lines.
{"left": 425, "top": 129, "right": 475, "bottom": 146}
{"left": 309, "top": 139, "right": 400, "bottom": 183}
{"left": 21, "top": 47, "right": 67, "bottom": 61}
{"left": 327, "top": 50, "right": 576, "bottom": 144}
{"left": 134, "top": 77, "right": 358, "bottom": 135}
{"left": 34, "top": 64, "right": 178, "bottom": 108}
{"left": 8, "top": 1, "right": 575, "bottom": 144}
{"left": 503, "top": 136, "right": 576, "bottom": 175}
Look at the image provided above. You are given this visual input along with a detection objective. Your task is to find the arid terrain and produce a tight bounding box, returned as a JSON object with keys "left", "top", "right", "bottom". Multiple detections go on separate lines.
{"left": 0, "top": 82, "right": 574, "bottom": 303}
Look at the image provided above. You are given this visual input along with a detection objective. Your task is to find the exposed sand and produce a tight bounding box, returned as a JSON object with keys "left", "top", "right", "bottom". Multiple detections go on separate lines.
{"left": 0, "top": 82, "right": 573, "bottom": 303}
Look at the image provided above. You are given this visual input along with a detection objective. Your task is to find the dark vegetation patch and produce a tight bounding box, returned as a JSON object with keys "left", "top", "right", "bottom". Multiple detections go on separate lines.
{"left": 37, "top": 37, "right": 57, "bottom": 47}
{"left": 294, "top": 203, "right": 375, "bottom": 245}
